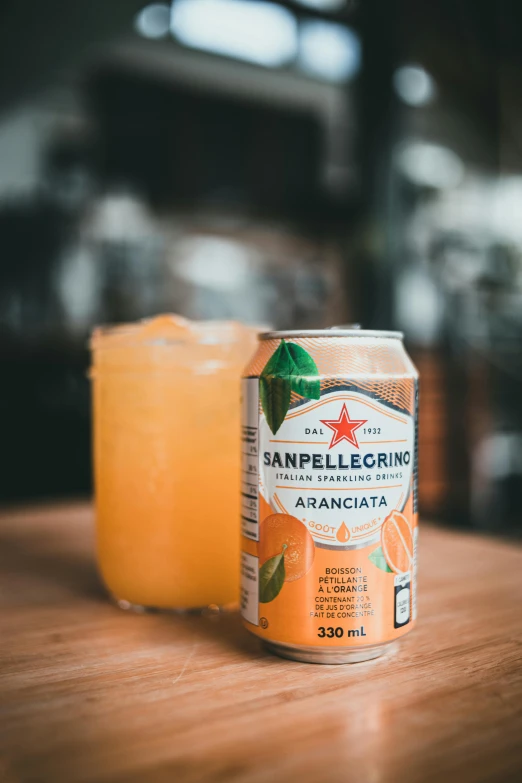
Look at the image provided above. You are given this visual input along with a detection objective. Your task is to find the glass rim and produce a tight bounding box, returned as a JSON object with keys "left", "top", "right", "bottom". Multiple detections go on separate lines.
{"left": 89, "top": 316, "right": 265, "bottom": 352}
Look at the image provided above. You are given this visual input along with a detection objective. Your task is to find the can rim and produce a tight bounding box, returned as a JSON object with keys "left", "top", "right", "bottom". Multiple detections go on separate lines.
{"left": 259, "top": 329, "right": 404, "bottom": 340}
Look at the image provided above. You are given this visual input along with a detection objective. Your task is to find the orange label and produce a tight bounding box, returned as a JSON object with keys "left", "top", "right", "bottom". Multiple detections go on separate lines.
{"left": 240, "top": 349, "right": 418, "bottom": 649}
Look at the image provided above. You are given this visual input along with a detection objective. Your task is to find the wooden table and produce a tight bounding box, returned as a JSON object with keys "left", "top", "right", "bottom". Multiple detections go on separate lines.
{"left": 1, "top": 503, "right": 521, "bottom": 783}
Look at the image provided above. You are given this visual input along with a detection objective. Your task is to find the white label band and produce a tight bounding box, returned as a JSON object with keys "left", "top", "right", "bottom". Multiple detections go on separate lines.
{"left": 258, "top": 390, "right": 414, "bottom": 549}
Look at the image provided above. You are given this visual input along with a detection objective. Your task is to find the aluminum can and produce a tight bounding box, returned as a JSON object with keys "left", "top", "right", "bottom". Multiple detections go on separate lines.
{"left": 240, "top": 329, "right": 418, "bottom": 663}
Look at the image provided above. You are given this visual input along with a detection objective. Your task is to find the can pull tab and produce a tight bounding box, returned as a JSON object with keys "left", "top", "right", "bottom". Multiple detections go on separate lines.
{"left": 328, "top": 323, "right": 362, "bottom": 330}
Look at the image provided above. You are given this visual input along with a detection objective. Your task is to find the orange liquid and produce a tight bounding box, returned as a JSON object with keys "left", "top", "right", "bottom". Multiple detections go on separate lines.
{"left": 91, "top": 315, "right": 258, "bottom": 609}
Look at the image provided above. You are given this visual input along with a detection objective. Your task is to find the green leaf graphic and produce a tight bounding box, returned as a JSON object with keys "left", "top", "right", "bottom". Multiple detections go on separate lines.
{"left": 286, "top": 342, "right": 321, "bottom": 399}
{"left": 259, "top": 376, "right": 291, "bottom": 435}
{"left": 291, "top": 375, "right": 321, "bottom": 401}
{"left": 262, "top": 340, "right": 295, "bottom": 378}
{"left": 368, "top": 546, "right": 393, "bottom": 573}
{"left": 259, "top": 545, "right": 287, "bottom": 603}
{"left": 259, "top": 340, "right": 321, "bottom": 434}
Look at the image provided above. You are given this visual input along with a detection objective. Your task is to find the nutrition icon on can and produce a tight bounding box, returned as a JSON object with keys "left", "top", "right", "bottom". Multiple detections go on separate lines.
{"left": 240, "top": 328, "right": 419, "bottom": 664}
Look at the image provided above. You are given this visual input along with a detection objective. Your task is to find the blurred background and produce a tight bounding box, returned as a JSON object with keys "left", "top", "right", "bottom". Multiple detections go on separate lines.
{"left": 0, "top": 0, "right": 521, "bottom": 533}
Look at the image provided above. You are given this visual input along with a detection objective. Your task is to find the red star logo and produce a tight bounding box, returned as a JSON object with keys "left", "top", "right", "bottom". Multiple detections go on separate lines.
{"left": 320, "top": 404, "right": 367, "bottom": 449}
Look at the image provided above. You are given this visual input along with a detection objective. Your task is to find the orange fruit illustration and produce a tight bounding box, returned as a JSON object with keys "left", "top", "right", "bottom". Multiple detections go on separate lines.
{"left": 258, "top": 514, "right": 315, "bottom": 582}
{"left": 381, "top": 510, "right": 413, "bottom": 574}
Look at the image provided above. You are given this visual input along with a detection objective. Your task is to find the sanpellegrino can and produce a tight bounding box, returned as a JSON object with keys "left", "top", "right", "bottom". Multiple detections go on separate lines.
{"left": 240, "top": 328, "right": 419, "bottom": 663}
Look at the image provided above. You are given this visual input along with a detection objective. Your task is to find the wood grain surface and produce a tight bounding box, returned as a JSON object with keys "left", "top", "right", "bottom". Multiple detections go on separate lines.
{"left": 1, "top": 503, "right": 521, "bottom": 783}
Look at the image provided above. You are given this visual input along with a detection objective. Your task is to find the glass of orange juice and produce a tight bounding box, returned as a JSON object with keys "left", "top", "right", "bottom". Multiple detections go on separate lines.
{"left": 90, "top": 314, "right": 259, "bottom": 611}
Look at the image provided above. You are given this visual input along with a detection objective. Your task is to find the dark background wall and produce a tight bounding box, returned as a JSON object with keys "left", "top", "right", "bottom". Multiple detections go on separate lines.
{"left": 0, "top": 0, "right": 521, "bottom": 534}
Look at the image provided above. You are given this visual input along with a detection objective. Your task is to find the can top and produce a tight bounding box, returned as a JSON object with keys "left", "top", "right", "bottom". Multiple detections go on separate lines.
{"left": 259, "top": 328, "right": 404, "bottom": 341}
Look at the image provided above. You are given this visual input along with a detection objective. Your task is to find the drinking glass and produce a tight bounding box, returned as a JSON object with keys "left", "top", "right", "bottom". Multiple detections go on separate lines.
{"left": 90, "top": 315, "right": 259, "bottom": 610}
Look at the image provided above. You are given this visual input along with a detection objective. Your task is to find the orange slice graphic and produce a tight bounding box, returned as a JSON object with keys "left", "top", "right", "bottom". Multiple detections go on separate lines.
{"left": 381, "top": 510, "right": 413, "bottom": 574}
